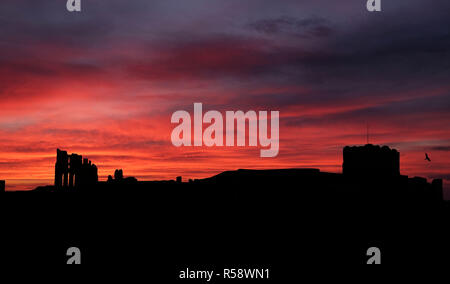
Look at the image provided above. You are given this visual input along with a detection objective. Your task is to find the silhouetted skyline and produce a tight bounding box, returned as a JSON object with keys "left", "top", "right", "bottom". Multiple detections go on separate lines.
{"left": 1, "top": 145, "right": 431, "bottom": 205}
{"left": 2, "top": 144, "right": 449, "bottom": 267}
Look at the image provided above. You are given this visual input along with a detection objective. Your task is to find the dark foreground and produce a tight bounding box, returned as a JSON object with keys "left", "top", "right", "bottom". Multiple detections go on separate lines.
{"left": 0, "top": 169, "right": 449, "bottom": 279}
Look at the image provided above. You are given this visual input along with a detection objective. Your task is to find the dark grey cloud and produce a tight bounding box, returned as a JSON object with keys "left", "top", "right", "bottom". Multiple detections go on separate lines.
{"left": 431, "top": 146, "right": 450, "bottom": 152}
{"left": 247, "top": 16, "right": 333, "bottom": 38}
{"left": 284, "top": 93, "right": 450, "bottom": 128}
{"left": 429, "top": 174, "right": 450, "bottom": 181}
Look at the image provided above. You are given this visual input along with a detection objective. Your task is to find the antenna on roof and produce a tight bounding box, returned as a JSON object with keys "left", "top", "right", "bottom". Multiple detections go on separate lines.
{"left": 366, "top": 122, "right": 369, "bottom": 144}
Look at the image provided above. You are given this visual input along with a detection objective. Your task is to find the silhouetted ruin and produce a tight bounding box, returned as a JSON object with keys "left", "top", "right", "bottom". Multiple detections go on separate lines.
{"left": 107, "top": 169, "right": 137, "bottom": 185}
{"left": 54, "top": 149, "right": 98, "bottom": 190}
{"left": 0, "top": 180, "right": 5, "bottom": 193}
{"left": 114, "top": 169, "right": 123, "bottom": 180}
{"left": 343, "top": 144, "right": 400, "bottom": 177}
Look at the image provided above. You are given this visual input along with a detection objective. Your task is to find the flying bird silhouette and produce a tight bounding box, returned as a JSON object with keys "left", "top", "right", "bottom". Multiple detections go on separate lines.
{"left": 425, "top": 153, "right": 431, "bottom": 162}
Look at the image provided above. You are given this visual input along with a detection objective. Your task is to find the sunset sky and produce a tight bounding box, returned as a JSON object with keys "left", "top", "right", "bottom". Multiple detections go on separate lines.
{"left": 0, "top": 0, "right": 449, "bottom": 196}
